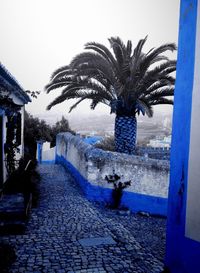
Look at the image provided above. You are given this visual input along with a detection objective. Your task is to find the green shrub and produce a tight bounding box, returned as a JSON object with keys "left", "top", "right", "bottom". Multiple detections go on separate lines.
{"left": 95, "top": 136, "right": 115, "bottom": 152}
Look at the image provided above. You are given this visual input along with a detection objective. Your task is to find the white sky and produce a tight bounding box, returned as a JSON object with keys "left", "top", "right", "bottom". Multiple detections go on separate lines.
{"left": 0, "top": 0, "right": 180, "bottom": 118}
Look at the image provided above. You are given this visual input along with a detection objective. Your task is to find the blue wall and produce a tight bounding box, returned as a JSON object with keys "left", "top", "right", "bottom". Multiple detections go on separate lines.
{"left": 165, "top": 0, "right": 200, "bottom": 272}
{"left": 56, "top": 154, "right": 168, "bottom": 216}
{"left": 36, "top": 142, "right": 42, "bottom": 163}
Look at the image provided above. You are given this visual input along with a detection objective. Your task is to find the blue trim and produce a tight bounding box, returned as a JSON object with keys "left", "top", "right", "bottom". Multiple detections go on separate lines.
{"left": 56, "top": 154, "right": 167, "bottom": 216}
{"left": 37, "top": 142, "right": 42, "bottom": 163}
{"left": 121, "top": 191, "right": 167, "bottom": 216}
{"left": 0, "top": 63, "right": 31, "bottom": 103}
{"left": 165, "top": 1, "right": 200, "bottom": 272}
{"left": 83, "top": 136, "right": 103, "bottom": 145}
{"left": 56, "top": 155, "right": 112, "bottom": 203}
{"left": 41, "top": 160, "right": 55, "bottom": 164}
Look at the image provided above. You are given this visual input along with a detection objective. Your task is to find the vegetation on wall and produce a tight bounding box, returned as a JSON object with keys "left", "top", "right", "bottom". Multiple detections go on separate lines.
{"left": 95, "top": 136, "right": 115, "bottom": 152}
{"left": 105, "top": 172, "right": 131, "bottom": 209}
{"left": 0, "top": 93, "right": 22, "bottom": 175}
{"left": 50, "top": 116, "right": 75, "bottom": 147}
{"left": 24, "top": 111, "right": 52, "bottom": 156}
{"left": 4, "top": 113, "right": 21, "bottom": 175}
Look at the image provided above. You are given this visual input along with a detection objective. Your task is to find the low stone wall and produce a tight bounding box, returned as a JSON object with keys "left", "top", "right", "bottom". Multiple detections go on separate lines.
{"left": 56, "top": 133, "right": 170, "bottom": 216}
{"left": 136, "top": 146, "right": 170, "bottom": 160}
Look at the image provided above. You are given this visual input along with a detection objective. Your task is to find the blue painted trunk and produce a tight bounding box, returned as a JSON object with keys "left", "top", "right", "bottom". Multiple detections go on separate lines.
{"left": 115, "top": 116, "right": 137, "bottom": 154}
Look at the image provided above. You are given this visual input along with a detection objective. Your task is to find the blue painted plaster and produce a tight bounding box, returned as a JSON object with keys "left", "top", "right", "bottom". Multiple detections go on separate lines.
{"left": 165, "top": 1, "right": 200, "bottom": 272}
{"left": 41, "top": 160, "right": 55, "bottom": 164}
{"left": 0, "top": 109, "right": 5, "bottom": 115}
{"left": 37, "top": 142, "right": 42, "bottom": 164}
{"left": 83, "top": 136, "right": 103, "bottom": 145}
{"left": 56, "top": 154, "right": 167, "bottom": 216}
{"left": 121, "top": 191, "right": 167, "bottom": 216}
{"left": 56, "top": 154, "right": 113, "bottom": 203}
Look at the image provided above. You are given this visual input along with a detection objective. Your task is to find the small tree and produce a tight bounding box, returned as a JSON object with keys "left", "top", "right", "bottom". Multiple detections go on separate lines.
{"left": 24, "top": 111, "right": 52, "bottom": 157}
{"left": 24, "top": 112, "right": 74, "bottom": 154}
{"left": 105, "top": 172, "right": 131, "bottom": 209}
{"left": 50, "top": 116, "right": 74, "bottom": 147}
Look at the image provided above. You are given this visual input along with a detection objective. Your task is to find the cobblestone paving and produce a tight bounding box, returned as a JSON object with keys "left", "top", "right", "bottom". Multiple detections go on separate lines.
{"left": 1, "top": 164, "right": 166, "bottom": 273}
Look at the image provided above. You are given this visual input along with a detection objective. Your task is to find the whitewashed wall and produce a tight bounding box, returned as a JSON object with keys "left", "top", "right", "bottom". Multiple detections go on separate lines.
{"left": 56, "top": 133, "right": 169, "bottom": 198}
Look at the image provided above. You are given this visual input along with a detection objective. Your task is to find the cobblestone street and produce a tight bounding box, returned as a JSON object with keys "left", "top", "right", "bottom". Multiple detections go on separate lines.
{"left": 1, "top": 164, "right": 166, "bottom": 273}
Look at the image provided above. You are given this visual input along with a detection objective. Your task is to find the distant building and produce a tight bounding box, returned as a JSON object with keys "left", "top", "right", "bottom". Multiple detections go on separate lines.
{"left": 0, "top": 63, "right": 31, "bottom": 188}
{"left": 147, "top": 135, "right": 171, "bottom": 148}
{"left": 163, "top": 117, "right": 171, "bottom": 129}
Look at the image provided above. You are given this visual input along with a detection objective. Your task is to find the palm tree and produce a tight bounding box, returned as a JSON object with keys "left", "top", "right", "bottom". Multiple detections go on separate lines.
{"left": 45, "top": 36, "right": 176, "bottom": 154}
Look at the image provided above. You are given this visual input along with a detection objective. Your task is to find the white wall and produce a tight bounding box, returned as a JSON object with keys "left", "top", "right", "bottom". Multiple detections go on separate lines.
{"left": 57, "top": 133, "right": 170, "bottom": 198}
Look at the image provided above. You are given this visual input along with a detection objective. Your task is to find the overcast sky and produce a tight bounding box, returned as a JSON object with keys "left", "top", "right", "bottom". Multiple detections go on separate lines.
{"left": 0, "top": 0, "right": 180, "bottom": 119}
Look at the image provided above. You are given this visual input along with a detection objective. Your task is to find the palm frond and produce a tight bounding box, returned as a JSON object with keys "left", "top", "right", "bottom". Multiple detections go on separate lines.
{"left": 136, "top": 99, "right": 153, "bottom": 117}
{"left": 46, "top": 37, "right": 176, "bottom": 115}
{"left": 70, "top": 52, "right": 117, "bottom": 87}
{"left": 147, "top": 43, "right": 177, "bottom": 58}
{"left": 126, "top": 40, "right": 132, "bottom": 57}
{"left": 144, "top": 81, "right": 175, "bottom": 96}
{"left": 47, "top": 92, "right": 75, "bottom": 110}
{"left": 51, "top": 68, "right": 75, "bottom": 82}
{"left": 69, "top": 93, "right": 109, "bottom": 112}
{"left": 90, "top": 99, "right": 100, "bottom": 110}
{"left": 85, "top": 42, "right": 119, "bottom": 73}
{"left": 129, "top": 36, "right": 147, "bottom": 78}
{"left": 143, "top": 87, "right": 174, "bottom": 101}
{"left": 132, "top": 36, "right": 147, "bottom": 60}
{"left": 108, "top": 37, "right": 126, "bottom": 67}
{"left": 138, "top": 43, "right": 176, "bottom": 77}
{"left": 135, "top": 60, "right": 176, "bottom": 94}
{"left": 45, "top": 80, "right": 71, "bottom": 93}
{"left": 149, "top": 98, "right": 174, "bottom": 105}
{"left": 50, "top": 65, "right": 70, "bottom": 80}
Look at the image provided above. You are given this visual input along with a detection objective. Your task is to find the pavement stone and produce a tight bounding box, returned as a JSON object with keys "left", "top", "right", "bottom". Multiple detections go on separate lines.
{"left": 0, "top": 164, "right": 166, "bottom": 273}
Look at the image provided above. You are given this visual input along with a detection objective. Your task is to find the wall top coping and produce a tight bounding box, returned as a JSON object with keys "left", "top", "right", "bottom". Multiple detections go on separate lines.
{"left": 58, "top": 132, "right": 170, "bottom": 171}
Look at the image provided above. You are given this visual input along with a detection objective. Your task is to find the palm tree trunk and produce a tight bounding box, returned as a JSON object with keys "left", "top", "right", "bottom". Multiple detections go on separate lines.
{"left": 114, "top": 116, "right": 137, "bottom": 154}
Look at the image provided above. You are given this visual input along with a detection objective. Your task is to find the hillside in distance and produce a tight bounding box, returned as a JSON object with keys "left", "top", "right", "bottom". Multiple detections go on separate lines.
{"left": 35, "top": 111, "right": 172, "bottom": 142}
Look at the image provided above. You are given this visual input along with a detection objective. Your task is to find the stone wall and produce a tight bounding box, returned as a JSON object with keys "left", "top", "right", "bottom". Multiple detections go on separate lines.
{"left": 136, "top": 146, "right": 170, "bottom": 160}
{"left": 56, "top": 133, "right": 169, "bottom": 216}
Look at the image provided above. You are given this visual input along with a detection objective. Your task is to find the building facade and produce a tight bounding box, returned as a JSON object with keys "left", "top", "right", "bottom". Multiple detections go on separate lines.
{"left": 0, "top": 63, "right": 31, "bottom": 189}
{"left": 166, "top": 0, "right": 200, "bottom": 272}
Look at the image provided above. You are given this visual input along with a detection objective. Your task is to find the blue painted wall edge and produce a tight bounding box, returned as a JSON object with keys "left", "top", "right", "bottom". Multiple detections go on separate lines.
{"left": 56, "top": 155, "right": 168, "bottom": 217}
{"left": 165, "top": 0, "right": 200, "bottom": 272}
